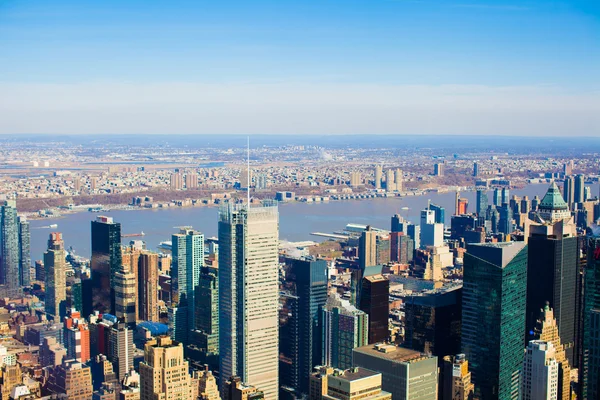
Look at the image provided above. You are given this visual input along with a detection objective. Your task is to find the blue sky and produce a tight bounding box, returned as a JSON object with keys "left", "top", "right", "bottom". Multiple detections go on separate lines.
{"left": 0, "top": 0, "right": 598, "bottom": 135}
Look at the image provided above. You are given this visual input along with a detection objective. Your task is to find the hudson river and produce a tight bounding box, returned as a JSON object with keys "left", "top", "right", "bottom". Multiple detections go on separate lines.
{"left": 28, "top": 183, "right": 598, "bottom": 262}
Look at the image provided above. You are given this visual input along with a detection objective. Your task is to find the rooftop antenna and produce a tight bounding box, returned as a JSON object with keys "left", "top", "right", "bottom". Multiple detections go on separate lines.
{"left": 247, "top": 136, "right": 250, "bottom": 207}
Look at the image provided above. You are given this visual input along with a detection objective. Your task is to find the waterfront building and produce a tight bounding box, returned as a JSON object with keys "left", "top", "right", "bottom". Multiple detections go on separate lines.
{"left": 524, "top": 182, "right": 579, "bottom": 366}
{"left": 457, "top": 198, "right": 468, "bottom": 215}
{"left": 462, "top": 242, "right": 528, "bottom": 400}
{"left": 170, "top": 172, "right": 183, "bottom": 190}
{"left": 280, "top": 257, "right": 328, "bottom": 396}
{"left": 140, "top": 336, "right": 197, "bottom": 400}
{"left": 374, "top": 165, "right": 382, "bottom": 189}
{"left": 44, "top": 233, "right": 67, "bottom": 321}
{"left": 440, "top": 354, "right": 474, "bottom": 400}
{"left": 521, "top": 341, "right": 559, "bottom": 400}
{"left": 218, "top": 201, "right": 279, "bottom": 399}
{"left": 404, "top": 285, "right": 462, "bottom": 361}
{"left": 391, "top": 214, "right": 407, "bottom": 234}
{"left": 322, "top": 295, "right": 369, "bottom": 370}
{"left": 17, "top": 216, "right": 30, "bottom": 287}
{"left": 91, "top": 216, "right": 122, "bottom": 314}
{"left": 395, "top": 168, "right": 403, "bottom": 192}
{"left": 358, "top": 275, "right": 389, "bottom": 344}
{"left": 171, "top": 228, "right": 204, "bottom": 344}
{"left": 0, "top": 200, "right": 20, "bottom": 295}
{"left": 386, "top": 169, "right": 396, "bottom": 191}
{"left": 310, "top": 366, "right": 392, "bottom": 400}
{"left": 353, "top": 343, "right": 437, "bottom": 400}
{"left": 434, "top": 163, "right": 444, "bottom": 176}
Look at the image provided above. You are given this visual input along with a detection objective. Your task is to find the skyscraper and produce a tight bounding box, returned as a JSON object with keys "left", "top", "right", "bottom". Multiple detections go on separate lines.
{"left": 139, "top": 336, "right": 197, "bottom": 400}
{"left": 91, "top": 216, "right": 122, "bottom": 314}
{"left": 574, "top": 174, "right": 585, "bottom": 204}
{"left": 521, "top": 341, "right": 559, "bottom": 400}
{"left": 359, "top": 226, "right": 377, "bottom": 270}
{"left": 281, "top": 257, "right": 328, "bottom": 396}
{"left": 138, "top": 251, "right": 159, "bottom": 322}
{"left": 322, "top": 295, "right": 369, "bottom": 370}
{"left": 219, "top": 201, "right": 279, "bottom": 399}
{"left": 583, "top": 234, "right": 600, "bottom": 400}
{"left": 171, "top": 228, "right": 204, "bottom": 344}
{"left": 114, "top": 266, "right": 137, "bottom": 327}
{"left": 0, "top": 200, "right": 20, "bottom": 295}
{"left": 524, "top": 182, "right": 579, "bottom": 366}
{"left": 493, "top": 188, "right": 502, "bottom": 207}
{"left": 462, "top": 242, "right": 528, "bottom": 400}
{"left": 358, "top": 275, "right": 389, "bottom": 344}
{"left": 476, "top": 189, "right": 488, "bottom": 217}
{"left": 189, "top": 265, "right": 219, "bottom": 372}
{"left": 374, "top": 165, "right": 382, "bottom": 189}
{"left": 390, "top": 214, "right": 407, "bottom": 234}
{"left": 386, "top": 169, "right": 395, "bottom": 191}
{"left": 390, "top": 232, "right": 413, "bottom": 264}
{"left": 440, "top": 354, "right": 474, "bottom": 400}
{"left": 44, "top": 233, "right": 67, "bottom": 321}
{"left": 429, "top": 204, "right": 445, "bottom": 224}
{"left": 108, "top": 323, "right": 134, "bottom": 382}
{"left": 395, "top": 168, "right": 403, "bottom": 192}
{"left": 473, "top": 162, "right": 479, "bottom": 177}
{"left": 563, "top": 176, "right": 574, "bottom": 208}
{"left": 420, "top": 209, "right": 443, "bottom": 248}
{"left": 501, "top": 187, "right": 510, "bottom": 205}
{"left": 17, "top": 216, "right": 30, "bottom": 287}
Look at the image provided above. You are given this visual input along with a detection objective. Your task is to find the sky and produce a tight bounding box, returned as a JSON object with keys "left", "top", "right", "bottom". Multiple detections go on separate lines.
{"left": 0, "top": 0, "right": 598, "bottom": 136}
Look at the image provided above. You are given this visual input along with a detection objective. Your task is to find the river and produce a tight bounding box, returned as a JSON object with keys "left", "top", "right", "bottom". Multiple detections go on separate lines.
{"left": 28, "top": 183, "right": 598, "bottom": 262}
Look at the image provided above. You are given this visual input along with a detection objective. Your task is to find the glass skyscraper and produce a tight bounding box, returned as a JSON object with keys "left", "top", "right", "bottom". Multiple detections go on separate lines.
{"left": 18, "top": 216, "right": 30, "bottom": 287}
{"left": 170, "top": 228, "right": 204, "bottom": 344}
{"left": 476, "top": 189, "right": 488, "bottom": 217}
{"left": 462, "top": 242, "right": 528, "bottom": 400}
{"left": 219, "top": 201, "right": 279, "bottom": 399}
{"left": 90, "top": 216, "right": 122, "bottom": 314}
{"left": 358, "top": 274, "right": 389, "bottom": 344}
{"left": 583, "top": 235, "right": 600, "bottom": 399}
{"left": 0, "top": 200, "right": 20, "bottom": 295}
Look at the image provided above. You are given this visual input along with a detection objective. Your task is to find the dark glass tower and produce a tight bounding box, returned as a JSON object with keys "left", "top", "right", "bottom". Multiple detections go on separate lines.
{"left": 188, "top": 265, "right": 219, "bottom": 372}
{"left": 404, "top": 285, "right": 462, "bottom": 362}
{"left": 90, "top": 216, "right": 122, "bottom": 314}
{"left": 18, "top": 216, "right": 31, "bottom": 287}
{"left": 358, "top": 274, "right": 389, "bottom": 344}
{"left": 429, "top": 204, "right": 445, "bottom": 224}
{"left": 281, "top": 257, "right": 328, "bottom": 396}
{"left": 0, "top": 200, "right": 20, "bottom": 296}
{"left": 583, "top": 235, "right": 600, "bottom": 399}
{"left": 462, "top": 242, "right": 528, "bottom": 400}
{"left": 476, "top": 189, "right": 488, "bottom": 217}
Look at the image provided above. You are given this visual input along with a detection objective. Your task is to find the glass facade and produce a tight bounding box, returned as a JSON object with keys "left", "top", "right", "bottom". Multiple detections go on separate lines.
{"left": 583, "top": 236, "right": 600, "bottom": 399}
{"left": 90, "top": 217, "right": 122, "bottom": 314}
{"left": 18, "top": 216, "right": 31, "bottom": 287}
{"left": 462, "top": 242, "right": 527, "bottom": 400}
{"left": 358, "top": 275, "right": 389, "bottom": 344}
{"left": 0, "top": 200, "right": 20, "bottom": 294}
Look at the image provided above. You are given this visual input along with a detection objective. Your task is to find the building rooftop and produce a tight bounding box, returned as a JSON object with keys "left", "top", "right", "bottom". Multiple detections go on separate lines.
{"left": 353, "top": 344, "right": 433, "bottom": 364}
{"left": 538, "top": 182, "right": 568, "bottom": 211}
{"left": 332, "top": 367, "right": 380, "bottom": 381}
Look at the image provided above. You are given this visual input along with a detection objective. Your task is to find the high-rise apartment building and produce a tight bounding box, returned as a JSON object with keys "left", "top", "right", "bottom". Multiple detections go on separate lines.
{"left": 47, "top": 360, "right": 93, "bottom": 400}
{"left": 404, "top": 285, "right": 462, "bottom": 361}
{"left": 280, "top": 257, "right": 328, "bottom": 396}
{"left": 219, "top": 202, "right": 279, "bottom": 399}
{"left": 358, "top": 275, "right": 389, "bottom": 344}
{"left": 17, "top": 216, "right": 30, "bottom": 287}
{"left": 139, "top": 336, "right": 197, "bottom": 400}
{"left": 139, "top": 251, "right": 159, "bottom": 322}
{"left": 521, "top": 341, "right": 559, "bottom": 400}
{"left": 440, "top": 354, "right": 474, "bottom": 400}
{"left": 374, "top": 165, "right": 382, "bottom": 189}
{"left": 386, "top": 169, "right": 395, "bottom": 192}
{"left": 395, "top": 168, "right": 403, "bottom": 192}
{"left": 0, "top": 200, "right": 20, "bottom": 295}
{"left": 352, "top": 344, "right": 438, "bottom": 400}
{"left": 91, "top": 216, "right": 122, "bottom": 314}
{"left": 462, "top": 242, "right": 528, "bottom": 400}
{"left": 524, "top": 183, "right": 579, "bottom": 366}
{"left": 170, "top": 172, "right": 184, "bottom": 190}
{"left": 390, "top": 232, "right": 413, "bottom": 264}
{"left": 171, "top": 228, "right": 204, "bottom": 344}
{"left": 44, "top": 233, "right": 67, "bottom": 321}
{"left": 429, "top": 204, "right": 445, "bottom": 224}
{"left": 185, "top": 172, "right": 198, "bottom": 189}
{"left": 114, "top": 266, "right": 137, "bottom": 327}
{"left": 64, "top": 310, "right": 91, "bottom": 363}
{"left": 359, "top": 226, "right": 377, "bottom": 270}
{"left": 108, "top": 323, "right": 134, "bottom": 382}
{"left": 322, "top": 295, "right": 369, "bottom": 370}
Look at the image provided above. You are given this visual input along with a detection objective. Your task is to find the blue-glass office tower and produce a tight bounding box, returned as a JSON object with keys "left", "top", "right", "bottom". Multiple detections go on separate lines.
{"left": 407, "top": 224, "right": 421, "bottom": 250}
{"left": 90, "top": 216, "right": 122, "bottom": 314}
{"left": 280, "top": 257, "right": 328, "bottom": 396}
{"left": 0, "top": 200, "right": 21, "bottom": 296}
{"left": 493, "top": 188, "right": 502, "bottom": 207}
{"left": 188, "top": 264, "right": 219, "bottom": 371}
{"left": 501, "top": 188, "right": 510, "bottom": 205}
{"left": 170, "top": 228, "right": 204, "bottom": 344}
{"left": 18, "top": 216, "right": 31, "bottom": 287}
{"left": 391, "top": 214, "right": 408, "bottom": 233}
{"left": 476, "top": 189, "right": 489, "bottom": 217}
{"left": 462, "top": 242, "right": 528, "bottom": 400}
{"left": 429, "top": 204, "right": 445, "bottom": 224}
{"left": 583, "top": 235, "right": 600, "bottom": 399}
{"left": 498, "top": 205, "right": 513, "bottom": 234}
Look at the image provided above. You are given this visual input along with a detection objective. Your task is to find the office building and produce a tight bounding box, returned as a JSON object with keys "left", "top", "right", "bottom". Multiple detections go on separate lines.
{"left": 39, "top": 337, "right": 66, "bottom": 367}
{"left": 473, "top": 162, "right": 479, "bottom": 177}
{"left": 89, "top": 354, "right": 118, "bottom": 392}
{"left": 0, "top": 200, "right": 20, "bottom": 295}
{"left": 440, "top": 354, "right": 474, "bottom": 400}
{"left": 44, "top": 233, "right": 67, "bottom": 321}
{"left": 139, "top": 336, "right": 197, "bottom": 400}
{"left": 574, "top": 174, "right": 585, "bottom": 204}
{"left": 420, "top": 211, "right": 444, "bottom": 249}
{"left": 583, "top": 235, "right": 600, "bottom": 400}
{"left": 17, "top": 216, "right": 30, "bottom": 287}
{"left": 310, "top": 366, "right": 392, "bottom": 400}
{"left": 493, "top": 188, "right": 502, "bottom": 207}
{"left": 139, "top": 251, "right": 159, "bottom": 322}
{"left": 196, "top": 368, "right": 221, "bottom": 400}
{"left": 501, "top": 187, "right": 510, "bottom": 205}
{"left": 91, "top": 216, "right": 122, "bottom": 314}
{"left": 462, "top": 242, "right": 528, "bottom": 400}
{"left": 353, "top": 344, "right": 437, "bottom": 400}
{"left": 359, "top": 226, "right": 377, "bottom": 270}
{"left": 374, "top": 165, "right": 382, "bottom": 189}
{"left": 457, "top": 198, "right": 468, "bottom": 215}
{"left": 108, "top": 323, "right": 134, "bottom": 382}
{"left": 430, "top": 204, "right": 445, "bottom": 224}
{"left": 219, "top": 201, "right": 279, "bottom": 399}
{"left": 188, "top": 265, "right": 219, "bottom": 372}
{"left": 533, "top": 304, "right": 571, "bottom": 400}
{"left": 404, "top": 285, "right": 462, "bottom": 360}
{"left": 434, "top": 163, "right": 444, "bottom": 176}
{"left": 171, "top": 228, "right": 204, "bottom": 344}
{"left": 390, "top": 232, "right": 413, "bottom": 264}
{"left": 322, "top": 295, "right": 369, "bottom": 370}
{"left": 407, "top": 225, "right": 421, "bottom": 251}
{"left": 476, "top": 189, "right": 488, "bottom": 217}
{"left": 521, "top": 341, "right": 559, "bottom": 400}
{"left": 497, "top": 204, "right": 513, "bottom": 235}
{"left": 64, "top": 310, "right": 91, "bottom": 363}
{"left": 114, "top": 266, "right": 137, "bottom": 327}
{"left": 46, "top": 360, "right": 93, "bottom": 400}
{"left": 358, "top": 275, "right": 389, "bottom": 344}
{"left": 224, "top": 377, "right": 265, "bottom": 400}
{"left": 279, "top": 292, "right": 299, "bottom": 397}
{"left": 280, "top": 257, "right": 328, "bottom": 396}
{"left": 524, "top": 182, "right": 579, "bottom": 366}
{"left": 391, "top": 214, "right": 408, "bottom": 234}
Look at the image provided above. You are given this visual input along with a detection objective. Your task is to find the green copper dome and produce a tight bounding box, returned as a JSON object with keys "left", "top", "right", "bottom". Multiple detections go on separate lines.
{"left": 539, "top": 182, "right": 568, "bottom": 211}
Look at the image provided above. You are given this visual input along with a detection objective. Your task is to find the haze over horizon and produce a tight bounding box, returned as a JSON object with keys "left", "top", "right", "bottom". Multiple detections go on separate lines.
{"left": 0, "top": 0, "right": 598, "bottom": 136}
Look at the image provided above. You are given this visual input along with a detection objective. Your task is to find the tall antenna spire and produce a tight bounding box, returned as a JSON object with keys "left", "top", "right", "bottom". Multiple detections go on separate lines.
{"left": 247, "top": 136, "right": 250, "bottom": 207}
